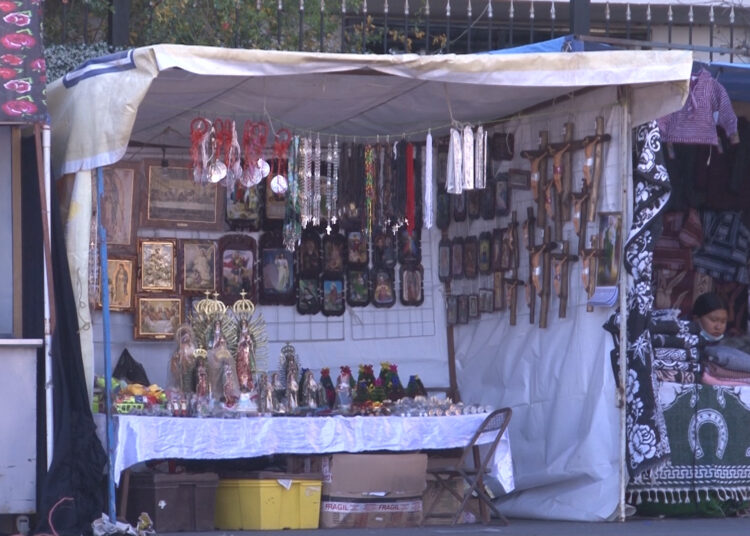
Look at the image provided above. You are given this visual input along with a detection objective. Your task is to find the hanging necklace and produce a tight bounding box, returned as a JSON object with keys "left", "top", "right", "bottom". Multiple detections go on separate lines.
{"left": 313, "top": 135, "right": 322, "bottom": 226}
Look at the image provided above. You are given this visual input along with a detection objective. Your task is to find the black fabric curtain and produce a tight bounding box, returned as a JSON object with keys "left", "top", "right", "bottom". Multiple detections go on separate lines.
{"left": 26, "top": 150, "right": 107, "bottom": 536}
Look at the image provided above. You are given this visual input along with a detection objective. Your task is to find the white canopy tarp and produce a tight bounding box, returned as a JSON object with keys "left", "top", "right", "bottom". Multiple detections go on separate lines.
{"left": 47, "top": 45, "right": 693, "bottom": 521}
{"left": 49, "top": 45, "right": 692, "bottom": 176}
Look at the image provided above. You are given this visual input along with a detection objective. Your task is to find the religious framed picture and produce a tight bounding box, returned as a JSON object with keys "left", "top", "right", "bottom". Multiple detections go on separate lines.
{"left": 346, "top": 268, "right": 370, "bottom": 307}
{"left": 259, "top": 232, "right": 295, "bottom": 306}
{"left": 179, "top": 239, "right": 217, "bottom": 296}
{"left": 479, "top": 288, "right": 494, "bottom": 313}
{"left": 494, "top": 173, "right": 511, "bottom": 216}
{"left": 218, "top": 233, "right": 257, "bottom": 304}
{"left": 134, "top": 295, "right": 182, "bottom": 340}
{"left": 347, "top": 230, "right": 369, "bottom": 268}
{"left": 468, "top": 294, "right": 479, "bottom": 318}
{"left": 508, "top": 168, "right": 531, "bottom": 190}
{"left": 446, "top": 295, "right": 458, "bottom": 326}
{"left": 490, "top": 131, "right": 514, "bottom": 161}
{"left": 141, "top": 160, "right": 224, "bottom": 230}
{"left": 400, "top": 264, "right": 424, "bottom": 306}
{"left": 478, "top": 232, "right": 492, "bottom": 276}
{"left": 398, "top": 227, "right": 421, "bottom": 265}
{"left": 467, "top": 190, "right": 481, "bottom": 220}
{"left": 494, "top": 272, "right": 506, "bottom": 311}
{"left": 226, "top": 176, "right": 264, "bottom": 231}
{"left": 438, "top": 237, "right": 452, "bottom": 283}
{"left": 457, "top": 294, "right": 469, "bottom": 324}
{"left": 97, "top": 256, "right": 135, "bottom": 311}
{"left": 322, "top": 231, "right": 347, "bottom": 276}
{"left": 597, "top": 212, "right": 623, "bottom": 287}
{"left": 451, "top": 237, "right": 464, "bottom": 280}
{"left": 463, "top": 236, "right": 478, "bottom": 280}
{"left": 322, "top": 277, "right": 345, "bottom": 316}
{"left": 371, "top": 268, "right": 396, "bottom": 308}
{"left": 99, "top": 161, "right": 138, "bottom": 253}
{"left": 480, "top": 180, "right": 496, "bottom": 220}
{"left": 491, "top": 228, "right": 505, "bottom": 272}
{"left": 297, "top": 278, "right": 321, "bottom": 315}
{"left": 137, "top": 238, "right": 177, "bottom": 293}
{"left": 372, "top": 229, "right": 397, "bottom": 269}
{"left": 452, "top": 191, "right": 466, "bottom": 222}
{"left": 298, "top": 229, "right": 322, "bottom": 277}
{"left": 436, "top": 186, "right": 451, "bottom": 231}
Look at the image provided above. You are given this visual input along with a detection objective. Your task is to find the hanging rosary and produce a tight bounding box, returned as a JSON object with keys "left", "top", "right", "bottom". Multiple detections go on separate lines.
{"left": 269, "top": 128, "right": 292, "bottom": 196}
{"left": 313, "top": 135, "right": 322, "bottom": 226}
{"left": 283, "top": 135, "right": 302, "bottom": 251}
{"left": 240, "top": 120, "right": 269, "bottom": 187}
{"left": 300, "top": 136, "right": 312, "bottom": 228}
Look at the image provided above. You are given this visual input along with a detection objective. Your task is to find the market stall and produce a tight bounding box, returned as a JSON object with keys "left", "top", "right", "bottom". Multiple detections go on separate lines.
{"left": 46, "top": 44, "right": 693, "bottom": 527}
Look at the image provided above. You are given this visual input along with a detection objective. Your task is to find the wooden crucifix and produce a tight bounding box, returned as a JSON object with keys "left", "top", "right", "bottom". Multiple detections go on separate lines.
{"left": 520, "top": 131, "right": 549, "bottom": 228}
{"left": 551, "top": 240, "right": 579, "bottom": 319}
{"left": 581, "top": 239, "right": 601, "bottom": 313}
{"left": 548, "top": 124, "right": 574, "bottom": 241}
{"left": 503, "top": 210, "right": 524, "bottom": 326}
{"left": 582, "top": 117, "right": 611, "bottom": 222}
{"left": 570, "top": 181, "right": 590, "bottom": 256}
{"left": 523, "top": 206, "right": 537, "bottom": 325}
{"left": 532, "top": 225, "right": 558, "bottom": 329}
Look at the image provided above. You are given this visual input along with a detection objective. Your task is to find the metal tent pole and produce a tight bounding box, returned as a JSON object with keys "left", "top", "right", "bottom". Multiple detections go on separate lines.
{"left": 96, "top": 166, "right": 117, "bottom": 520}
{"left": 42, "top": 124, "right": 54, "bottom": 469}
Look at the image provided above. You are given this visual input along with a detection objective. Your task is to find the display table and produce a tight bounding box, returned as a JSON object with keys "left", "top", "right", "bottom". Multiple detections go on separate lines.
{"left": 96, "top": 413, "right": 514, "bottom": 493}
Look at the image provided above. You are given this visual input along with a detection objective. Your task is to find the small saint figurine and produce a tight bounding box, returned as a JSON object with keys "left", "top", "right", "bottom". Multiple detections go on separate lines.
{"left": 168, "top": 325, "right": 196, "bottom": 393}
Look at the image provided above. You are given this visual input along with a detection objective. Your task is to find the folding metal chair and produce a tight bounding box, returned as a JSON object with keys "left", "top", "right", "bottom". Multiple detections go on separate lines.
{"left": 422, "top": 407, "right": 512, "bottom": 526}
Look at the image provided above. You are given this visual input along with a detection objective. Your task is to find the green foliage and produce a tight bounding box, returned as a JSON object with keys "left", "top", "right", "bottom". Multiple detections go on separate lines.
{"left": 45, "top": 41, "right": 124, "bottom": 83}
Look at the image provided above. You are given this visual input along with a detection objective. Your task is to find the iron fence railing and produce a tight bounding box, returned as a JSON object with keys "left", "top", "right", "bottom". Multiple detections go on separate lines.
{"left": 50, "top": 1, "right": 750, "bottom": 61}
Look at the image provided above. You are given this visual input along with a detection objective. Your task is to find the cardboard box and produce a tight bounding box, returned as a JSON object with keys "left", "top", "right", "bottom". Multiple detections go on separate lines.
{"left": 214, "top": 472, "right": 321, "bottom": 530}
{"left": 320, "top": 453, "right": 427, "bottom": 529}
{"left": 422, "top": 475, "right": 479, "bottom": 525}
{"left": 286, "top": 454, "right": 325, "bottom": 475}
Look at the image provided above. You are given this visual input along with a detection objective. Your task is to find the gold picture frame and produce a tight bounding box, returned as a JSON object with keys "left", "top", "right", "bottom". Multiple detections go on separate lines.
{"left": 180, "top": 239, "right": 218, "bottom": 295}
{"left": 99, "top": 162, "right": 139, "bottom": 252}
{"left": 138, "top": 238, "right": 177, "bottom": 293}
{"left": 134, "top": 295, "right": 182, "bottom": 340}
{"left": 97, "top": 256, "right": 135, "bottom": 311}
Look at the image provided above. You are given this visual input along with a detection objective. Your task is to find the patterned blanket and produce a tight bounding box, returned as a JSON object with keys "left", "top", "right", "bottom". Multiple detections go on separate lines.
{"left": 628, "top": 382, "right": 750, "bottom": 504}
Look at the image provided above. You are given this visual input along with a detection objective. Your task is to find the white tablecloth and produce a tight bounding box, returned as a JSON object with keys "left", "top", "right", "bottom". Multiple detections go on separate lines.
{"left": 98, "top": 413, "right": 514, "bottom": 492}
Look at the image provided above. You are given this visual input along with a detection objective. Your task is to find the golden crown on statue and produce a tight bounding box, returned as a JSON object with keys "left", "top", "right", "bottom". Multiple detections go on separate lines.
{"left": 194, "top": 346, "right": 208, "bottom": 359}
{"left": 194, "top": 290, "right": 227, "bottom": 317}
{"left": 232, "top": 289, "right": 256, "bottom": 316}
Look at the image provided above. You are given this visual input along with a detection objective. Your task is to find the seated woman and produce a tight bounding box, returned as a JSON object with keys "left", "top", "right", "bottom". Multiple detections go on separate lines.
{"left": 692, "top": 292, "right": 728, "bottom": 344}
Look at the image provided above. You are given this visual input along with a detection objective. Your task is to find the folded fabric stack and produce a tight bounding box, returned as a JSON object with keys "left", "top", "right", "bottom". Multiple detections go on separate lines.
{"left": 701, "top": 343, "right": 750, "bottom": 386}
{"left": 649, "top": 309, "right": 702, "bottom": 384}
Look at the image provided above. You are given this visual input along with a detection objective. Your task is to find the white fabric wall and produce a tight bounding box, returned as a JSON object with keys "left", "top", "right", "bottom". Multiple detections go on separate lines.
{"left": 452, "top": 87, "right": 625, "bottom": 520}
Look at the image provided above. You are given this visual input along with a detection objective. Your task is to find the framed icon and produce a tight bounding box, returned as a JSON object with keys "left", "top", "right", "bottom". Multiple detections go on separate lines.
{"left": 226, "top": 175, "right": 264, "bottom": 230}
{"left": 491, "top": 229, "right": 504, "bottom": 273}
{"left": 297, "top": 278, "right": 321, "bottom": 315}
{"left": 597, "top": 212, "right": 623, "bottom": 287}
{"left": 322, "top": 232, "right": 347, "bottom": 276}
{"left": 463, "top": 236, "right": 478, "bottom": 280}
{"left": 259, "top": 232, "right": 295, "bottom": 306}
{"left": 438, "top": 237, "right": 452, "bottom": 283}
{"left": 371, "top": 268, "right": 396, "bottom": 308}
{"left": 98, "top": 256, "right": 135, "bottom": 311}
{"left": 298, "top": 229, "right": 322, "bottom": 277}
{"left": 137, "top": 238, "right": 177, "bottom": 293}
{"left": 495, "top": 174, "right": 511, "bottom": 217}
{"left": 397, "top": 227, "right": 421, "bottom": 266}
{"left": 219, "top": 233, "right": 257, "bottom": 304}
{"left": 508, "top": 168, "right": 531, "bottom": 190}
{"left": 494, "top": 272, "right": 506, "bottom": 311}
{"left": 180, "top": 239, "right": 217, "bottom": 296}
{"left": 457, "top": 294, "right": 469, "bottom": 324}
{"left": 480, "top": 180, "right": 496, "bottom": 220}
{"left": 400, "top": 264, "right": 424, "bottom": 306}
{"left": 479, "top": 288, "right": 494, "bottom": 313}
{"left": 346, "top": 269, "right": 370, "bottom": 307}
{"left": 467, "top": 190, "right": 481, "bottom": 220}
{"left": 468, "top": 294, "right": 479, "bottom": 318}
{"left": 372, "top": 229, "right": 397, "bottom": 269}
{"left": 478, "top": 232, "right": 492, "bottom": 276}
{"left": 134, "top": 295, "right": 182, "bottom": 340}
{"left": 347, "top": 231, "right": 369, "bottom": 268}
{"left": 446, "top": 295, "right": 458, "bottom": 325}
{"left": 100, "top": 161, "right": 138, "bottom": 253}
{"left": 322, "top": 278, "right": 345, "bottom": 316}
{"left": 436, "top": 186, "right": 451, "bottom": 231}
{"left": 451, "top": 237, "right": 464, "bottom": 280}
{"left": 453, "top": 191, "right": 466, "bottom": 222}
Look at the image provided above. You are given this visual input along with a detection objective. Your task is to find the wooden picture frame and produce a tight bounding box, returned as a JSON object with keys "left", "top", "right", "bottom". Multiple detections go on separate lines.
{"left": 480, "top": 180, "right": 496, "bottom": 220}
{"left": 346, "top": 268, "right": 370, "bottom": 307}
{"left": 597, "top": 212, "right": 623, "bottom": 287}
{"left": 179, "top": 239, "right": 217, "bottom": 296}
{"left": 134, "top": 295, "right": 182, "bottom": 340}
{"left": 490, "top": 132, "right": 514, "bottom": 161}
{"left": 142, "top": 160, "right": 223, "bottom": 230}
{"left": 438, "top": 237, "right": 452, "bottom": 283}
{"left": 219, "top": 233, "right": 257, "bottom": 304}
{"left": 479, "top": 288, "right": 494, "bottom": 313}
{"left": 451, "top": 237, "right": 464, "bottom": 280}
{"left": 100, "top": 162, "right": 138, "bottom": 252}
{"left": 452, "top": 191, "right": 466, "bottom": 222}
{"left": 347, "top": 230, "right": 369, "bottom": 268}
{"left": 457, "top": 294, "right": 469, "bottom": 324}
{"left": 468, "top": 294, "right": 479, "bottom": 318}
{"left": 297, "top": 277, "right": 321, "bottom": 315}
{"left": 259, "top": 232, "right": 295, "bottom": 305}
{"left": 98, "top": 256, "right": 135, "bottom": 311}
{"left": 467, "top": 190, "right": 481, "bottom": 220}
{"left": 322, "top": 278, "right": 346, "bottom": 316}
{"left": 137, "top": 238, "right": 177, "bottom": 293}
{"left": 436, "top": 186, "right": 451, "bottom": 231}
{"left": 400, "top": 264, "right": 424, "bottom": 306}
{"left": 323, "top": 232, "right": 347, "bottom": 276}
{"left": 508, "top": 168, "right": 531, "bottom": 190}
{"left": 478, "top": 232, "right": 492, "bottom": 276}
{"left": 226, "top": 176, "right": 264, "bottom": 230}
{"left": 372, "top": 229, "right": 397, "bottom": 269}
{"left": 298, "top": 229, "right": 322, "bottom": 277}
{"left": 494, "top": 272, "right": 506, "bottom": 311}
{"left": 491, "top": 229, "right": 505, "bottom": 273}
{"left": 398, "top": 227, "right": 421, "bottom": 266}
{"left": 494, "top": 173, "right": 511, "bottom": 216}
{"left": 446, "top": 295, "right": 458, "bottom": 325}
{"left": 463, "top": 236, "right": 478, "bottom": 280}
{"left": 371, "top": 268, "right": 396, "bottom": 308}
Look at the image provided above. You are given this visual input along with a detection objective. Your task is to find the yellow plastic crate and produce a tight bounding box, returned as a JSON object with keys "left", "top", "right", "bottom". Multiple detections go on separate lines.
{"left": 214, "top": 476, "right": 322, "bottom": 530}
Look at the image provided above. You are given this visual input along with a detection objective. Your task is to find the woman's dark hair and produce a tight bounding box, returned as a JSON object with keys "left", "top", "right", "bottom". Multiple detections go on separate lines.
{"left": 692, "top": 292, "right": 728, "bottom": 318}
